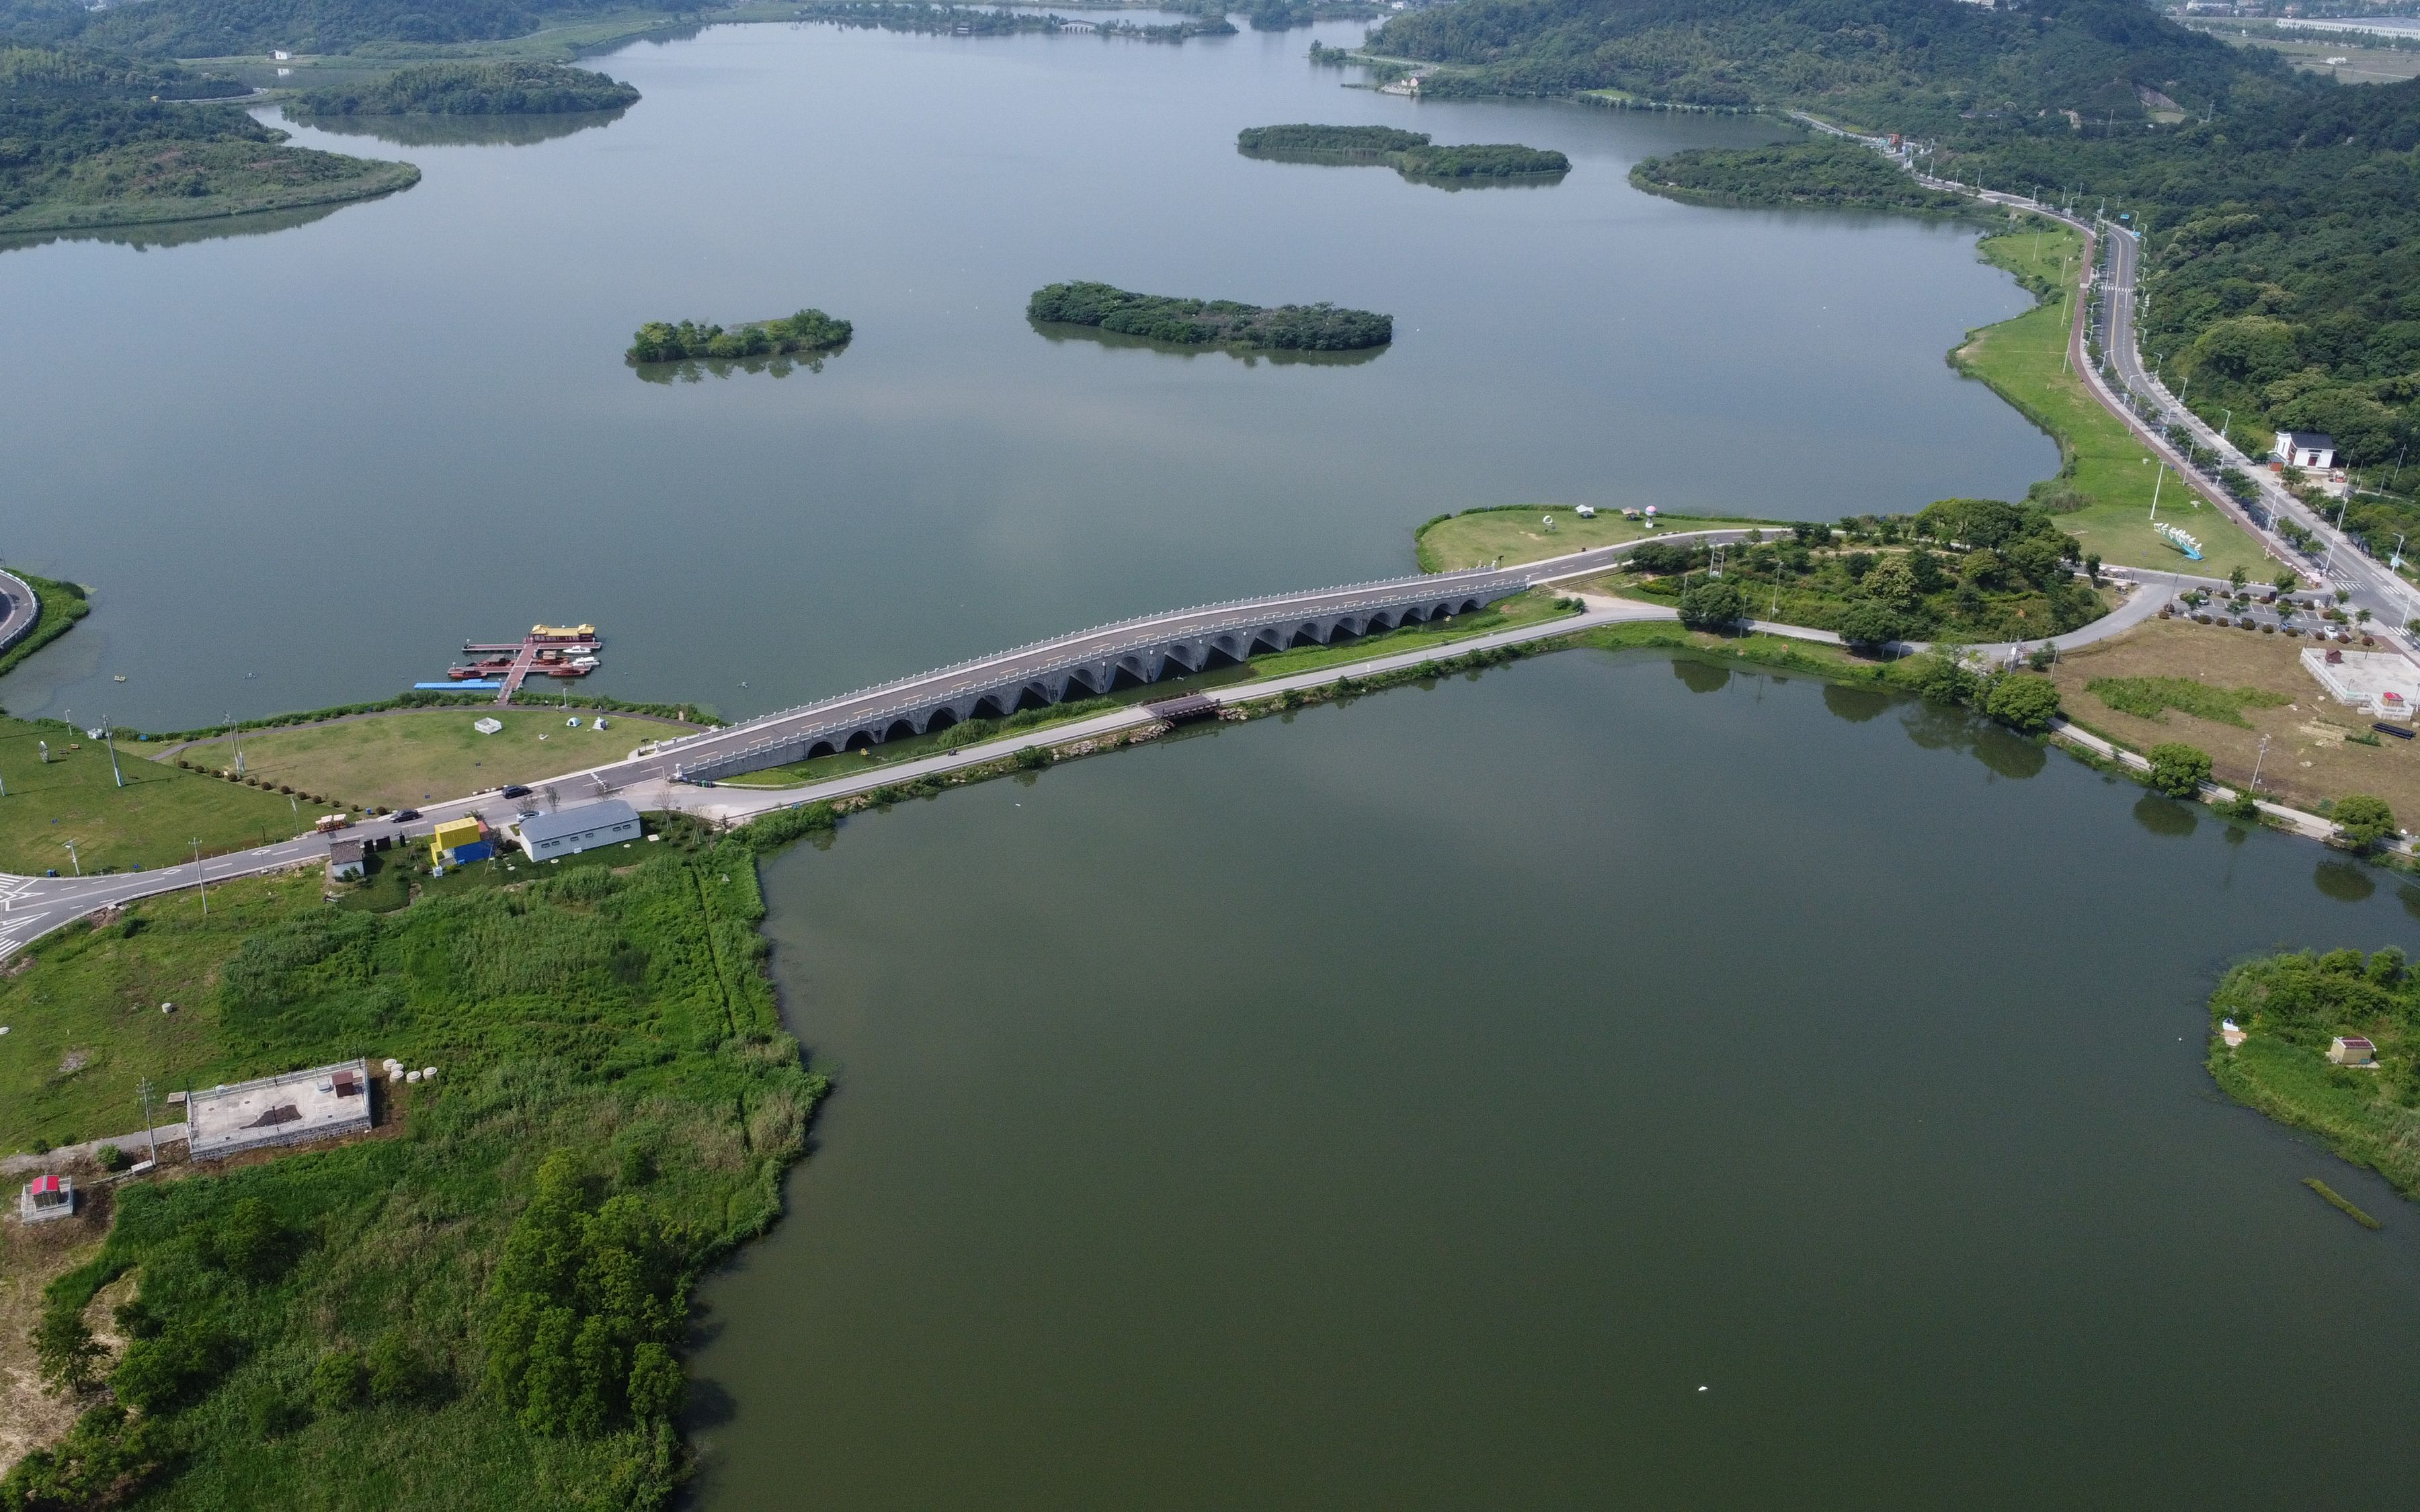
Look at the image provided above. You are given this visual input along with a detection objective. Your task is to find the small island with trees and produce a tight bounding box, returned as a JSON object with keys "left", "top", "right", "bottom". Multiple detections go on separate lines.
{"left": 1028, "top": 282, "right": 1391, "bottom": 351}
{"left": 627, "top": 308, "right": 853, "bottom": 364}
{"left": 1238, "top": 124, "right": 1570, "bottom": 182}
{"left": 284, "top": 61, "right": 640, "bottom": 118}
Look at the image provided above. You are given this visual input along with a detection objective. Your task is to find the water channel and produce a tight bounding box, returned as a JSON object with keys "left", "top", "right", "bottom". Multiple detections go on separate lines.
{"left": 1, "top": 19, "right": 2050, "bottom": 730}
{"left": 705, "top": 650, "right": 2420, "bottom": 1509}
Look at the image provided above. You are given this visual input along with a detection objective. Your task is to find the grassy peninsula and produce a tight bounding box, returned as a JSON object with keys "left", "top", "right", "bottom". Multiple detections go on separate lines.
{"left": 0, "top": 46, "right": 417, "bottom": 237}
{"left": 284, "top": 60, "right": 639, "bottom": 118}
{"left": 2208, "top": 948, "right": 2420, "bottom": 1201}
{"left": 627, "top": 308, "right": 851, "bottom": 364}
{"left": 1238, "top": 124, "right": 1569, "bottom": 181}
{"left": 0, "top": 808, "right": 832, "bottom": 1509}
{"left": 1028, "top": 282, "right": 1390, "bottom": 351}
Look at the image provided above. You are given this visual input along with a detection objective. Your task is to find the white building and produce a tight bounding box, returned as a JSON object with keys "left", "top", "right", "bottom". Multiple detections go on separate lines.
{"left": 512, "top": 798, "right": 643, "bottom": 860}
{"left": 18, "top": 1173, "right": 73, "bottom": 1224}
{"left": 189, "top": 1060, "right": 373, "bottom": 1161}
{"left": 2275, "top": 431, "right": 2337, "bottom": 469}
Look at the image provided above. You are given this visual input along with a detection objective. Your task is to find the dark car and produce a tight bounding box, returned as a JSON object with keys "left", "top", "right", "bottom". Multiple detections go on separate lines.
{"left": 391, "top": 808, "right": 422, "bottom": 823}
{"left": 501, "top": 784, "right": 532, "bottom": 800}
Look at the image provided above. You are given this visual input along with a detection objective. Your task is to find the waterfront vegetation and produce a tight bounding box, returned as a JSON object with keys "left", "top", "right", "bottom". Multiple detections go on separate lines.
{"left": 1027, "top": 282, "right": 1389, "bottom": 352}
{"left": 1587, "top": 503, "right": 2108, "bottom": 647}
{"left": 2209, "top": 948, "right": 2420, "bottom": 1200}
{"left": 0, "top": 45, "right": 417, "bottom": 235}
{"left": 1631, "top": 138, "right": 1968, "bottom": 214}
{"left": 0, "top": 715, "right": 300, "bottom": 876}
{"left": 1238, "top": 124, "right": 1568, "bottom": 181}
{"left": 0, "top": 0, "right": 690, "bottom": 56}
{"left": 790, "top": 3, "right": 1234, "bottom": 42}
{"left": 0, "top": 806, "right": 829, "bottom": 1508}
{"left": 0, "top": 571, "right": 88, "bottom": 681}
{"left": 285, "top": 60, "right": 637, "bottom": 117}
{"left": 627, "top": 308, "right": 850, "bottom": 364}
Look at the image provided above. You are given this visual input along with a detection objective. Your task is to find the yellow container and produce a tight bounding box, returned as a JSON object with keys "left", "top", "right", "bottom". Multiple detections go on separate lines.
{"left": 430, "top": 817, "right": 484, "bottom": 863}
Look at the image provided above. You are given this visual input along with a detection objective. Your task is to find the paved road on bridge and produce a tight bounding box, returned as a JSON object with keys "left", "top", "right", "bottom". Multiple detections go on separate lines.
{"left": 0, "top": 565, "right": 41, "bottom": 659}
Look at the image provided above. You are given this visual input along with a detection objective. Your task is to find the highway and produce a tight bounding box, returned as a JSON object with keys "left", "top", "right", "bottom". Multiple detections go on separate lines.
{"left": 0, "top": 565, "right": 41, "bottom": 659}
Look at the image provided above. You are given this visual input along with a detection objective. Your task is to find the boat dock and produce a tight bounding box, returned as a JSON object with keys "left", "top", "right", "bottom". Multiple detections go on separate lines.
{"left": 444, "top": 624, "right": 602, "bottom": 705}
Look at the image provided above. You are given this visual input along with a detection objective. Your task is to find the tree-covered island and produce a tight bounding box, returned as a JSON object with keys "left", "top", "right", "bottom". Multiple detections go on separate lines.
{"left": 284, "top": 61, "right": 640, "bottom": 118}
{"left": 791, "top": 3, "right": 1235, "bottom": 42}
{"left": 627, "top": 308, "right": 853, "bottom": 364}
{"left": 1027, "top": 282, "right": 1391, "bottom": 351}
{"left": 1237, "top": 124, "right": 1570, "bottom": 181}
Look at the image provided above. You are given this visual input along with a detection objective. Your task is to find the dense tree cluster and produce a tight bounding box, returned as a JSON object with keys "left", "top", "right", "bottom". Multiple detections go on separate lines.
{"left": 627, "top": 308, "right": 853, "bottom": 363}
{"left": 483, "top": 1152, "right": 690, "bottom": 1438}
{"left": 0, "top": 0, "right": 684, "bottom": 57}
{"left": 789, "top": 3, "right": 1234, "bottom": 42}
{"left": 1028, "top": 280, "right": 1392, "bottom": 350}
{"left": 287, "top": 60, "right": 639, "bottom": 118}
{"left": 1634, "top": 138, "right": 1968, "bottom": 212}
{"left": 1238, "top": 122, "right": 1568, "bottom": 178}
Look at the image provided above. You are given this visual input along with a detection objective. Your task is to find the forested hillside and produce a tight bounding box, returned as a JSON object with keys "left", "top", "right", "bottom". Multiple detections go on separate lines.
{"left": 287, "top": 59, "right": 639, "bottom": 116}
{"left": 1374, "top": 0, "right": 2419, "bottom": 530}
{"left": 0, "top": 0, "right": 683, "bottom": 56}
{"left": 0, "top": 44, "right": 415, "bottom": 232}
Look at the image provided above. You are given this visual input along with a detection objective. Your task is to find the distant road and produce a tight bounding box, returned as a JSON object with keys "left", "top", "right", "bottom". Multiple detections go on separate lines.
{"left": 0, "top": 565, "right": 39, "bottom": 658}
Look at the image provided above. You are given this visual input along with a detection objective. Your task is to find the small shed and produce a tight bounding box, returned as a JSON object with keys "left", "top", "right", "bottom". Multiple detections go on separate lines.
{"left": 512, "top": 799, "right": 642, "bottom": 860}
{"left": 430, "top": 816, "right": 491, "bottom": 867}
{"left": 2277, "top": 431, "right": 2338, "bottom": 469}
{"left": 19, "top": 1173, "right": 74, "bottom": 1224}
{"left": 326, "top": 837, "right": 366, "bottom": 881}
{"left": 2328, "top": 1036, "right": 2376, "bottom": 1066}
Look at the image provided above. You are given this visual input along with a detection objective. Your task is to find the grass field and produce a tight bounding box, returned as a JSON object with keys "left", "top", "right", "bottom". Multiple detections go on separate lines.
{"left": 1957, "top": 223, "right": 2273, "bottom": 580}
{"left": 164, "top": 708, "right": 668, "bottom": 811}
{"left": 2050, "top": 617, "right": 2420, "bottom": 815}
{"left": 1416, "top": 508, "right": 1775, "bottom": 572}
{"left": 0, "top": 718, "right": 299, "bottom": 875}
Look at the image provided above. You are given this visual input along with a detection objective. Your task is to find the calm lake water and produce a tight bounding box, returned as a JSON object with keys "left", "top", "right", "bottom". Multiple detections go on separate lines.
{"left": 702, "top": 651, "right": 2420, "bottom": 1509}
{"left": 0, "top": 19, "right": 2051, "bottom": 731}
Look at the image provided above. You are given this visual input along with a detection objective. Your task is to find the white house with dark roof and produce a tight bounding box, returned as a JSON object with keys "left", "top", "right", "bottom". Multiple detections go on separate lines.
{"left": 2275, "top": 431, "right": 2338, "bottom": 469}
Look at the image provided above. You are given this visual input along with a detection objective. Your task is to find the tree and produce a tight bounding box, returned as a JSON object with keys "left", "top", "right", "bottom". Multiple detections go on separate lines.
{"left": 35, "top": 1309, "right": 102, "bottom": 1395}
{"left": 1833, "top": 601, "right": 1903, "bottom": 650}
{"left": 1984, "top": 673, "right": 2060, "bottom": 734}
{"left": 2146, "top": 742, "right": 2212, "bottom": 798}
{"left": 626, "top": 1342, "right": 684, "bottom": 1421}
{"left": 2271, "top": 569, "right": 2300, "bottom": 593}
{"left": 1910, "top": 651, "right": 1978, "bottom": 708}
{"left": 1677, "top": 577, "right": 1744, "bottom": 630}
{"left": 1861, "top": 555, "right": 1920, "bottom": 610}
{"left": 2228, "top": 564, "right": 2248, "bottom": 591}
{"left": 2331, "top": 794, "right": 2396, "bottom": 852}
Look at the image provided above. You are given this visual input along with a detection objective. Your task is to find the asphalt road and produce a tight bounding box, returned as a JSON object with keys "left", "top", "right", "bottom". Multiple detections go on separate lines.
{"left": 0, "top": 565, "right": 40, "bottom": 659}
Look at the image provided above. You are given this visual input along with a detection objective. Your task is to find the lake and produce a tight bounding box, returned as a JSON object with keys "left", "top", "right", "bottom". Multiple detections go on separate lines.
{"left": 0, "top": 18, "right": 2050, "bottom": 732}
{"left": 702, "top": 649, "right": 2420, "bottom": 1509}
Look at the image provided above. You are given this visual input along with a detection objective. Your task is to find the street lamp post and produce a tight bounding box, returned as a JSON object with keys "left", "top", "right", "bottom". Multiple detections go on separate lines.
{"left": 2251, "top": 733, "right": 2271, "bottom": 795}
{"left": 191, "top": 839, "right": 206, "bottom": 916}
{"left": 102, "top": 719, "right": 123, "bottom": 789}
{"left": 63, "top": 840, "right": 78, "bottom": 876}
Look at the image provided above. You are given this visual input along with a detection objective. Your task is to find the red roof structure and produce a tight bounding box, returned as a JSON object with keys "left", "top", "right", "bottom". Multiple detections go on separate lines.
{"left": 29, "top": 1174, "right": 59, "bottom": 1195}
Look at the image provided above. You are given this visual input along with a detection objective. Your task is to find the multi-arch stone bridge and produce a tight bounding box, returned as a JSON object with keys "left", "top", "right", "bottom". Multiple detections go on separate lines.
{"left": 659, "top": 532, "right": 1749, "bottom": 784}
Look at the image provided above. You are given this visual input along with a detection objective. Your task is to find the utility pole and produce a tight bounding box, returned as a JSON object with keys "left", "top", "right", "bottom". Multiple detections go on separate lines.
{"left": 2251, "top": 733, "right": 2271, "bottom": 794}
{"left": 2150, "top": 463, "right": 2166, "bottom": 522}
{"left": 190, "top": 839, "right": 205, "bottom": 916}
{"left": 229, "top": 712, "right": 244, "bottom": 778}
{"left": 138, "top": 1077, "right": 159, "bottom": 1165}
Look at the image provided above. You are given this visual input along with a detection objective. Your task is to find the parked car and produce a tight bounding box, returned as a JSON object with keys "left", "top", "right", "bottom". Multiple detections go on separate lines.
{"left": 391, "top": 808, "right": 421, "bottom": 823}
{"left": 501, "top": 784, "right": 532, "bottom": 799}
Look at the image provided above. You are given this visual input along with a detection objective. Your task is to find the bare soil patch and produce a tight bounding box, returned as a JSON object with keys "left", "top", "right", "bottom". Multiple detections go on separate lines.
{"left": 2052, "top": 618, "right": 2420, "bottom": 818}
{"left": 1, "top": 1167, "right": 118, "bottom": 1475}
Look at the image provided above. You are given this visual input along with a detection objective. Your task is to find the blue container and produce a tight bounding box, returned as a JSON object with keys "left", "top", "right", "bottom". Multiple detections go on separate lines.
{"left": 450, "top": 840, "right": 495, "bottom": 864}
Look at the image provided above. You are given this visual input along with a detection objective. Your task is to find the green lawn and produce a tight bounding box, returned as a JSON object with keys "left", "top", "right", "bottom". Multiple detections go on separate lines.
{"left": 1958, "top": 224, "right": 2271, "bottom": 580}
{"left": 0, "top": 718, "right": 299, "bottom": 875}
{"left": 1416, "top": 507, "right": 1777, "bottom": 572}
{"left": 165, "top": 708, "right": 668, "bottom": 812}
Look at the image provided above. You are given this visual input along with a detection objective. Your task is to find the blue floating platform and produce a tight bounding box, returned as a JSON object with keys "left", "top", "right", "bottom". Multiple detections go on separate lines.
{"left": 415, "top": 680, "right": 502, "bottom": 690}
